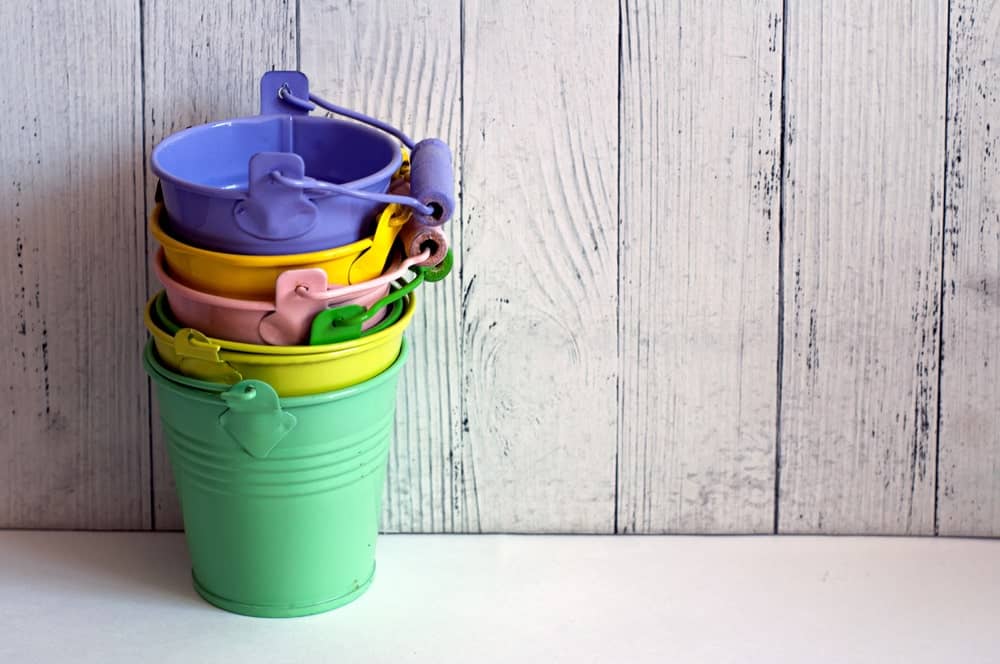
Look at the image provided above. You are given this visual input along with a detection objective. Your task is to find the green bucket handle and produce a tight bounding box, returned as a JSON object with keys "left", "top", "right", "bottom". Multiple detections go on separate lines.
{"left": 219, "top": 380, "right": 297, "bottom": 459}
{"left": 310, "top": 248, "right": 453, "bottom": 345}
{"left": 421, "top": 247, "right": 453, "bottom": 283}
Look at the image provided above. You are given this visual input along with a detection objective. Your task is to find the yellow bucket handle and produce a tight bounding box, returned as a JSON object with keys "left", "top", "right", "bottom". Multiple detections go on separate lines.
{"left": 174, "top": 328, "right": 243, "bottom": 384}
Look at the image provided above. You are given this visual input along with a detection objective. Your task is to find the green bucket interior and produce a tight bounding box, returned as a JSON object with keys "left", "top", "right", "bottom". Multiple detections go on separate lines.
{"left": 143, "top": 339, "right": 408, "bottom": 617}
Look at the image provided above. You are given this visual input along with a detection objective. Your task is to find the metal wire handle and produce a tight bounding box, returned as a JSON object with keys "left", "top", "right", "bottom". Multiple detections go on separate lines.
{"left": 269, "top": 171, "right": 436, "bottom": 217}
{"left": 278, "top": 86, "right": 417, "bottom": 150}
{"left": 293, "top": 249, "right": 432, "bottom": 301}
{"left": 272, "top": 85, "right": 437, "bottom": 215}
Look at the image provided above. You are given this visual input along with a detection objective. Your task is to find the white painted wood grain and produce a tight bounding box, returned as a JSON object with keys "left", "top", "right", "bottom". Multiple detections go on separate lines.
{"left": 143, "top": 0, "right": 297, "bottom": 530}
{"left": 461, "top": 0, "right": 619, "bottom": 532}
{"left": 778, "top": 1, "right": 947, "bottom": 534}
{"left": 3, "top": 0, "right": 999, "bottom": 535}
{"left": 299, "top": 0, "right": 470, "bottom": 533}
{"left": 938, "top": 0, "right": 1000, "bottom": 537}
{"left": 617, "top": 0, "right": 782, "bottom": 533}
{"left": 0, "top": 1, "right": 148, "bottom": 528}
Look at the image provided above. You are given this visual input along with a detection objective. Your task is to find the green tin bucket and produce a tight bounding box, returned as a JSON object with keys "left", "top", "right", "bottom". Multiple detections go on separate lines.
{"left": 142, "top": 339, "right": 407, "bottom": 618}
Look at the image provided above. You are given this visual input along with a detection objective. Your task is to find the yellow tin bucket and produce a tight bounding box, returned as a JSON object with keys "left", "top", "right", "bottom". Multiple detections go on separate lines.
{"left": 144, "top": 291, "right": 416, "bottom": 396}
{"left": 150, "top": 201, "right": 409, "bottom": 299}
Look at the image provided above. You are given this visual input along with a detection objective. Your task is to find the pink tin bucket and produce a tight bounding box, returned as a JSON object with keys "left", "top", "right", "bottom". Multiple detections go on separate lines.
{"left": 154, "top": 247, "right": 432, "bottom": 345}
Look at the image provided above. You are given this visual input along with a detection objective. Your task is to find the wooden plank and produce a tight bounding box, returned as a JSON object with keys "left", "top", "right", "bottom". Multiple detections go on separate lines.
{"left": 300, "top": 0, "right": 468, "bottom": 533}
{"left": 778, "top": 2, "right": 947, "bottom": 534}
{"left": 617, "top": 0, "right": 782, "bottom": 533}
{"left": 143, "top": 0, "right": 296, "bottom": 530}
{"left": 0, "top": 1, "right": 148, "bottom": 529}
{"left": 938, "top": 0, "right": 1000, "bottom": 537}
{"left": 462, "top": 0, "right": 618, "bottom": 532}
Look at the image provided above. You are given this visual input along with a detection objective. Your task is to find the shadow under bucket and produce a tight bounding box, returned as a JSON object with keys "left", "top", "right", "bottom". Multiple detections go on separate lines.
{"left": 143, "top": 339, "right": 408, "bottom": 617}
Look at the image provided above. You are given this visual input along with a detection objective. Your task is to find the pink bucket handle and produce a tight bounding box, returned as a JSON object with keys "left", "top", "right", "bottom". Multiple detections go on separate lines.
{"left": 258, "top": 269, "right": 330, "bottom": 345}
{"left": 293, "top": 249, "right": 431, "bottom": 301}
{"left": 257, "top": 249, "right": 430, "bottom": 345}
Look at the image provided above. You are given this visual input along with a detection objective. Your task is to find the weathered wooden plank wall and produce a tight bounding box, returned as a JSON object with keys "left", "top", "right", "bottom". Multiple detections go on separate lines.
{"left": 0, "top": 1, "right": 149, "bottom": 529}
{"left": 0, "top": 0, "right": 996, "bottom": 535}
{"left": 939, "top": 0, "right": 1000, "bottom": 536}
{"left": 778, "top": 2, "right": 947, "bottom": 534}
{"left": 460, "top": 0, "right": 619, "bottom": 533}
{"left": 618, "top": 0, "right": 782, "bottom": 534}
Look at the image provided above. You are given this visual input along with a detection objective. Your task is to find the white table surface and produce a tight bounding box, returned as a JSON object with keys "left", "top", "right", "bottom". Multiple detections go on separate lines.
{"left": 0, "top": 532, "right": 997, "bottom": 663}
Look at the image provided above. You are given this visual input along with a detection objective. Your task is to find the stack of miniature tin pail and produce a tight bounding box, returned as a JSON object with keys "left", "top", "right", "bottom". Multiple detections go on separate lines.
{"left": 142, "top": 71, "right": 454, "bottom": 617}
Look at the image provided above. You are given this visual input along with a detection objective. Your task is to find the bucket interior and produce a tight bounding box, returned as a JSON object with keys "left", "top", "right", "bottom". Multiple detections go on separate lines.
{"left": 154, "top": 115, "right": 399, "bottom": 191}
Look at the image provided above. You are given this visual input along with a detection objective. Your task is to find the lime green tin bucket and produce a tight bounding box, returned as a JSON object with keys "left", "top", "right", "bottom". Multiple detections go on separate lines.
{"left": 142, "top": 339, "right": 407, "bottom": 617}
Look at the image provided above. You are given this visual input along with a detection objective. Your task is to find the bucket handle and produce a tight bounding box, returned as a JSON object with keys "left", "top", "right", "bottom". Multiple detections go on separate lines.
{"left": 309, "top": 276, "right": 418, "bottom": 345}
{"left": 172, "top": 328, "right": 243, "bottom": 384}
{"left": 278, "top": 85, "right": 416, "bottom": 151}
{"left": 293, "top": 249, "right": 431, "bottom": 302}
{"left": 270, "top": 170, "right": 439, "bottom": 219}
{"left": 309, "top": 250, "right": 453, "bottom": 345}
{"left": 347, "top": 201, "right": 412, "bottom": 282}
{"left": 265, "top": 71, "right": 454, "bottom": 227}
{"left": 257, "top": 247, "right": 433, "bottom": 346}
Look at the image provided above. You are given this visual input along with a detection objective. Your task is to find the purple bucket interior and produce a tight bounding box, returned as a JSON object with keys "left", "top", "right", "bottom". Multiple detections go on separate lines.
{"left": 153, "top": 115, "right": 400, "bottom": 192}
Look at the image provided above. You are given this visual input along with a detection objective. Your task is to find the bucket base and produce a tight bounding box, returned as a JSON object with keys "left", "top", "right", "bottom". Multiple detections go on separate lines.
{"left": 191, "top": 565, "right": 376, "bottom": 618}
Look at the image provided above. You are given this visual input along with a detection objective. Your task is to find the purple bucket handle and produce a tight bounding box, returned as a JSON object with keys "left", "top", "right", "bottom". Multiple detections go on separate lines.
{"left": 407, "top": 138, "right": 454, "bottom": 227}
{"left": 260, "top": 70, "right": 456, "bottom": 226}
{"left": 233, "top": 153, "right": 319, "bottom": 241}
{"left": 260, "top": 71, "right": 310, "bottom": 116}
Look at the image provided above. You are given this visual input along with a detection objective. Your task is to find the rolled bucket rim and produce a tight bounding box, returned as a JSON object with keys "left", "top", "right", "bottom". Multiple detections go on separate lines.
{"left": 143, "top": 337, "right": 410, "bottom": 408}
{"left": 143, "top": 289, "right": 416, "bottom": 359}
{"left": 150, "top": 204, "right": 372, "bottom": 268}
{"left": 150, "top": 114, "right": 403, "bottom": 200}
{"left": 153, "top": 245, "right": 401, "bottom": 315}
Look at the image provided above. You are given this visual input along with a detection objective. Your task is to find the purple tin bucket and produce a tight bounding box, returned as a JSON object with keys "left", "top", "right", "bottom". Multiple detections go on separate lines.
{"left": 151, "top": 71, "right": 454, "bottom": 256}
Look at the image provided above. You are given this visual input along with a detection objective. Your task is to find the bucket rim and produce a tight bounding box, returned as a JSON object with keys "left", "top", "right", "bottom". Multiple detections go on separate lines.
{"left": 143, "top": 289, "right": 415, "bottom": 358}
{"left": 143, "top": 337, "right": 409, "bottom": 406}
{"left": 153, "top": 247, "right": 271, "bottom": 313}
{"left": 150, "top": 204, "right": 372, "bottom": 266}
{"left": 150, "top": 114, "right": 402, "bottom": 200}
{"left": 153, "top": 245, "right": 403, "bottom": 313}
